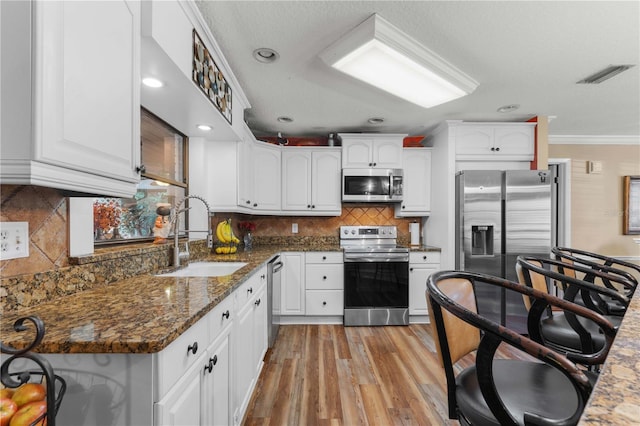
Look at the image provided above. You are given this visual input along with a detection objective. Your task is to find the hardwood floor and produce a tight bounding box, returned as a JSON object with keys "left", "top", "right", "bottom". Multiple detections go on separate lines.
{"left": 243, "top": 324, "right": 462, "bottom": 425}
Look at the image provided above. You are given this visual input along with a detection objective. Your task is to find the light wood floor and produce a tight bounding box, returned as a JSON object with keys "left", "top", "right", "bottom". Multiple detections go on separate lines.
{"left": 243, "top": 324, "right": 468, "bottom": 426}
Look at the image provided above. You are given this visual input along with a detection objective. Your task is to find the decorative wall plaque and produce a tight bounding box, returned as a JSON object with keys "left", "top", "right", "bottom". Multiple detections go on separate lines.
{"left": 192, "top": 29, "right": 232, "bottom": 124}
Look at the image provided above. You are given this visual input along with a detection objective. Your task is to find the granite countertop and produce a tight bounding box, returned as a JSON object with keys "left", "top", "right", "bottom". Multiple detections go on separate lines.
{"left": 0, "top": 245, "right": 330, "bottom": 354}
{"left": 578, "top": 284, "right": 640, "bottom": 424}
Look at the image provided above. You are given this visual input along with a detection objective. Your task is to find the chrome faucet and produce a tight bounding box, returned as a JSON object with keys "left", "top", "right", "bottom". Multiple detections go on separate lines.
{"left": 171, "top": 195, "right": 214, "bottom": 267}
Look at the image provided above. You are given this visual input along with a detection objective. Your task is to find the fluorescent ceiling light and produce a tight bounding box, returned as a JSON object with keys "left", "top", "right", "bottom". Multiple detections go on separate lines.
{"left": 197, "top": 124, "right": 212, "bottom": 131}
{"left": 320, "top": 14, "right": 478, "bottom": 108}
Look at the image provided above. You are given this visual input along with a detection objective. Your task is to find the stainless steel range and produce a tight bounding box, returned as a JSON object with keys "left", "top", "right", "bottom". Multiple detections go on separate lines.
{"left": 341, "top": 225, "right": 409, "bottom": 326}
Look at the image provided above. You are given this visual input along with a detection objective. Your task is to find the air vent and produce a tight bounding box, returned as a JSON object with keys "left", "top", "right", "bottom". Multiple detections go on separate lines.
{"left": 577, "top": 65, "right": 634, "bottom": 84}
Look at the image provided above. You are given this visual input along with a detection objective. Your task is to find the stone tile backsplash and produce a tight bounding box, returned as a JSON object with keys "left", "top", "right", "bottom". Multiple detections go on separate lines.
{"left": 1, "top": 185, "right": 416, "bottom": 311}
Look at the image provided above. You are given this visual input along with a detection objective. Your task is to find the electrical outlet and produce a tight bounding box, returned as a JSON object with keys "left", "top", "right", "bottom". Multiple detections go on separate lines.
{"left": 0, "top": 222, "right": 29, "bottom": 260}
{"left": 292, "top": 223, "right": 298, "bottom": 234}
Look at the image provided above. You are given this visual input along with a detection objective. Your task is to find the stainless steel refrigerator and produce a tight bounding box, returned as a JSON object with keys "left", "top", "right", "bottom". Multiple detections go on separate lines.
{"left": 455, "top": 170, "right": 551, "bottom": 333}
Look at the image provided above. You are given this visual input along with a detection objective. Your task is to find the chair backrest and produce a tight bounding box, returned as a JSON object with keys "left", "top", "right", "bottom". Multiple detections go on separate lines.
{"left": 427, "top": 270, "right": 613, "bottom": 424}
{"left": 427, "top": 277, "right": 480, "bottom": 366}
{"left": 515, "top": 259, "right": 548, "bottom": 311}
{"left": 552, "top": 246, "right": 638, "bottom": 296}
{"left": 517, "top": 256, "right": 632, "bottom": 314}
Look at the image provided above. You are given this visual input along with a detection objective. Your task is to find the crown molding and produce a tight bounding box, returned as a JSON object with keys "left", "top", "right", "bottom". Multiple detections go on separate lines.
{"left": 549, "top": 135, "right": 640, "bottom": 145}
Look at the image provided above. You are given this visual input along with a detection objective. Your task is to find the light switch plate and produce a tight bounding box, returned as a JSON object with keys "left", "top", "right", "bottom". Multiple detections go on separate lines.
{"left": 292, "top": 223, "right": 298, "bottom": 234}
{"left": 0, "top": 222, "right": 29, "bottom": 260}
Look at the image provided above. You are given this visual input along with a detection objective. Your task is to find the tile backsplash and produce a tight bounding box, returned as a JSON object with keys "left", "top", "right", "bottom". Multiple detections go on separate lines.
{"left": 1, "top": 185, "right": 69, "bottom": 277}
{"left": 1, "top": 185, "right": 416, "bottom": 280}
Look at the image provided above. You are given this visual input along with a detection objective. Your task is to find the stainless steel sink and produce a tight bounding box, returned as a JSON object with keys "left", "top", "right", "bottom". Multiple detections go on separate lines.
{"left": 156, "top": 261, "right": 248, "bottom": 277}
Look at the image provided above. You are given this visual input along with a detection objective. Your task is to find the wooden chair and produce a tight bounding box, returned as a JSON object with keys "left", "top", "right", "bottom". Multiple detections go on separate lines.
{"left": 551, "top": 246, "right": 638, "bottom": 315}
{"left": 516, "top": 256, "right": 630, "bottom": 356}
{"left": 427, "top": 270, "right": 615, "bottom": 426}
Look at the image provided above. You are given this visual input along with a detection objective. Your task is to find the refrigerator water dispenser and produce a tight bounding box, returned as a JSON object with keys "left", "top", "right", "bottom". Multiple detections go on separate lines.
{"left": 471, "top": 225, "right": 493, "bottom": 255}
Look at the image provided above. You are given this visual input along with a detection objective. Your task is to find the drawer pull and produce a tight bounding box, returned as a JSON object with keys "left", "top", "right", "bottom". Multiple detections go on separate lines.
{"left": 211, "top": 355, "right": 218, "bottom": 366}
{"left": 247, "top": 287, "right": 253, "bottom": 294}
{"left": 322, "top": 256, "right": 326, "bottom": 260}
{"left": 322, "top": 276, "right": 327, "bottom": 280}
{"left": 261, "top": 274, "right": 266, "bottom": 280}
{"left": 204, "top": 360, "right": 213, "bottom": 374}
{"left": 188, "top": 342, "right": 198, "bottom": 355}
{"left": 322, "top": 301, "right": 327, "bottom": 306}
{"left": 222, "top": 310, "right": 230, "bottom": 320}
{"left": 255, "top": 299, "right": 261, "bottom": 306}
{"left": 423, "top": 255, "right": 427, "bottom": 260}
{"left": 410, "top": 268, "right": 414, "bottom": 272}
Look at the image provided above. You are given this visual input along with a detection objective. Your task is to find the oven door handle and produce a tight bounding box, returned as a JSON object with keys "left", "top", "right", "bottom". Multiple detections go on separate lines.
{"left": 344, "top": 253, "right": 409, "bottom": 263}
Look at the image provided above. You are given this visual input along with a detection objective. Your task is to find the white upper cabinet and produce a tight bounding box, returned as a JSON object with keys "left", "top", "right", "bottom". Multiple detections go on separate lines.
{"left": 0, "top": 1, "right": 141, "bottom": 197}
{"left": 454, "top": 123, "right": 535, "bottom": 161}
{"left": 339, "top": 134, "right": 405, "bottom": 169}
{"left": 395, "top": 148, "right": 432, "bottom": 216}
{"left": 251, "top": 142, "right": 281, "bottom": 211}
{"left": 281, "top": 148, "right": 341, "bottom": 215}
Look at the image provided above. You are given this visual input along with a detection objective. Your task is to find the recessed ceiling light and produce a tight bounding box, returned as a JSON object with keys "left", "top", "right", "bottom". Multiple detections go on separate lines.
{"left": 197, "top": 124, "right": 212, "bottom": 131}
{"left": 277, "top": 116, "right": 293, "bottom": 123}
{"left": 253, "top": 48, "right": 280, "bottom": 63}
{"left": 142, "top": 77, "right": 164, "bottom": 88}
{"left": 368, "top": 117, "right": 384, "bottom": 124}
{"left": 497, "top": 104, "right": 520, "bottom": 113}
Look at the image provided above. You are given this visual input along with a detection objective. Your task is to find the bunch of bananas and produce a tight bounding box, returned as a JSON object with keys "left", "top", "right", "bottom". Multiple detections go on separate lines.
{"left": 215, "top": 219, "right": 240, "bottom": 254}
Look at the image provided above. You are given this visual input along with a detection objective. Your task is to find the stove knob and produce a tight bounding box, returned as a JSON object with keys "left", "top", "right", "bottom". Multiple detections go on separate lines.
{"left": 343, "top": 229, "right": 349, "bottom": 235}
{"left": 351, "top": 229, "right": 356, "bottom": 235}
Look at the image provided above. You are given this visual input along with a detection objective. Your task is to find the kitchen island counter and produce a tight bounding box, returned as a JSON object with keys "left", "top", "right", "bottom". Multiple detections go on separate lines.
{"left": 1, "top": 244, "right": 343, "bottom": 354}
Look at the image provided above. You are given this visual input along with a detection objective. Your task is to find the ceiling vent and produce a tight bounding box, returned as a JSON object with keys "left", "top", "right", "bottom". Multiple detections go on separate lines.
{"left": 577, "top": 65, "right": 634, "bottom": 84}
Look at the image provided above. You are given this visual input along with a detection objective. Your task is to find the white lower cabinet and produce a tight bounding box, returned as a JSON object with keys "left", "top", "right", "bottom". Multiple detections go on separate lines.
{"left": 281, "top": 252, "right": 306, "bottom": 315}
{"left": 305, "top": 252, "right": 344, "bottom": 316}
{"left": 155, "top": 325, "right": 232, "bottom": 426}
{"left": 233, "top": 267, "right": 268, "bottom": 425}
{"left": 409, "top": 251, "right": 441, "bottom": 321}
{"left": 154, "top": 266, "right": 268, "bottom": 426}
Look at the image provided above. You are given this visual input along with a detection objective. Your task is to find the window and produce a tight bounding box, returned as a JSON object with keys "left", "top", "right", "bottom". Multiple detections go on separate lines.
{"left": 93, "top": 109, "right": 188, "bottom": 244}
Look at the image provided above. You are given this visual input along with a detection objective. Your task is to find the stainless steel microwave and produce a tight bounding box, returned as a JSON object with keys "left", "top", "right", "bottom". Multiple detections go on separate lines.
{"left": 342, "top": 168, "right": 403, "bottom": 202}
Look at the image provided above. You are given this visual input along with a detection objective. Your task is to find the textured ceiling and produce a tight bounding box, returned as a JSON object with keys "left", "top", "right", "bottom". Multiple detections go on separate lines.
{"left": 196, "top": 1, "right": 640, "bottom": 139}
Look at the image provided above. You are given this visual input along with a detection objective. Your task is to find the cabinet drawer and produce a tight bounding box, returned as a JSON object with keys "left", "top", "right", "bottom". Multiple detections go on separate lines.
{"left": 156, "top": 317, "right": 208, "bottom": 398}
{"left": 305, "top": 264, "right": 344, "bottom": 290}
{"left": 305, "top": 252, "right": 343, "bottom": 264}
{"left": 305, "top": 290, "right": 344, "bottom": 315}
{"left": 235, "top": 268, "right": 266, "bottom": 307}
{"left": 207, "top": 295, "right": 234, "bottom": 343}
{"left": 409, "top": 251, "right": 441, "bottom": 265}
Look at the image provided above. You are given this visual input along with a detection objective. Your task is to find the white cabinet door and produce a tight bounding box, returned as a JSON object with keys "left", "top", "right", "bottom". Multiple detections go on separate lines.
{"left": 396, "top": 148, "right": 432, "bottom": 216}
{"left": 1, "top": 1, "right": 141, "bottom": 197}
{"left": 455, "top": 123, "right": 535, "bottom": 161}
{"left": 204, "top": 326, "right": 232, "bottom": 426}
{"left": 494, "top": 125, "right": 535, "bottom": 158}
{"left": 252, "top": 143, "right": 281, "bottom": 210}
{"left": 340, "top": 134, "right": 404, "bottom": 169}
{"left": 311, "top": 150, "right": 342, "bottom": 212}
{"left": 233, "top": 270, "right": 267, "bottom": 424}
{"left": 409, "top": 252, "right": 440, "bottom": 317}
{"left": 341, "top": 139, "right": 374, "bottom": 168}
{"left": 409, "top": 266, "right": 437, "bottom": 315}
{"left": 237, "top": 140, "right": 254, "bottom": 209}
{"left": 372, "top": 137, "right": 404, "bottom": 169}
{"left": 281, "top": 252, "right": 305, "bottom": 315}
{"left": 281, "top": 150, "right": 312, "bottom": 210}
{"left": 155, "top": 353, "right": 206, "bottom": 426}
{"left": 234, "top": 291, "right": 256, "bottom": 419}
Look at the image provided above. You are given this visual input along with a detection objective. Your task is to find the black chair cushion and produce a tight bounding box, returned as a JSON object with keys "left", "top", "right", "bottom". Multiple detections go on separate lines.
{"left": 455, "top": 359, "right": 580, "bottom": 426}
{"left": 540, "top": 313, "right": 621, "bottom": 353}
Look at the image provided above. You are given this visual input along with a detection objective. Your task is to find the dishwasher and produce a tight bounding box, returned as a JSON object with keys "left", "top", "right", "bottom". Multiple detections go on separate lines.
{"left": 267, "top": 255, "right": 283, "bottom": 347}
